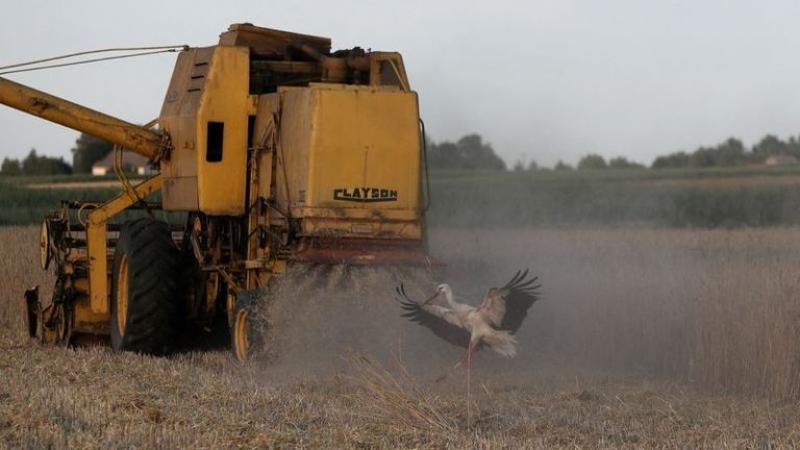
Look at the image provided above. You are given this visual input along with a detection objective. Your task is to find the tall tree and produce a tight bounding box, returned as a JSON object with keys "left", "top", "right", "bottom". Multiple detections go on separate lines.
{"left": 711, "top": 138, "right": 747, "bottom": 166}
{"left": 427, "top": 133, "right": 506, "bottom": 170}
{"left": 689, "top": 148, "right": 715, "bottom": 168}
{"left": 21, "top": 149, "right": 71, "bottom": 175}
{"left": 577, "top": 154, "right": 607, "bottom": 170}
{"left": 554, "top": 160, "right": 573, "bottom": 171}
{"left": 608, "top": 156, "right": 645, "bottom": 169}
{"left": 427, "top": 141, "right": 461, "bottom": 169}
{"left": 456, "top": 134, "right": 506, "bottom": 170}
{"left": 752, "top": 134, "right": 787, "bottom": 160}
{"left": 71, "top": 133, "right": 113, "bottom": 174}
{"left": 0, "top": 157, "right": 21, "bottom": 175}
{"left": 652, "top": 151, "right": 690, "bottom": 169}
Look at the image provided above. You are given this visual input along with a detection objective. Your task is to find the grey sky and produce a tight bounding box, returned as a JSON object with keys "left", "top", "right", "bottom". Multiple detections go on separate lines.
{"left": 2, "top": 0, "right": 800, "bottom": 167}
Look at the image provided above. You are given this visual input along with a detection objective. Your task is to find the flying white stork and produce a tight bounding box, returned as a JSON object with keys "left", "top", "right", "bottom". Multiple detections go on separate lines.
{"left": 395, "top": 269, "right": 541, "bottom": 365}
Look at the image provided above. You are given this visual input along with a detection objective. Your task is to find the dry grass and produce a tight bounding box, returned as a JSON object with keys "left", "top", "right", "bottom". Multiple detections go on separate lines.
{"left": 0, "top": 226, "right": 52, "bottom": 340}
{"left": 695, "top": 258, "right": 800, "bottom": 399}
{"left": 345, "top": 354, "right": 456, "bottom": 435}
{"left": 2, "top": 226, "right": 800, "bottom": 448}
{"left": 432, "top": 227, "right": 800, "bottom": 399}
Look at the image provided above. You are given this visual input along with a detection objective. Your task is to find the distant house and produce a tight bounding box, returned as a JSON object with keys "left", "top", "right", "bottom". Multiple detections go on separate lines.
{"left": 91, "top": 152, "right": 153, "bottom": 176}
{"left": 765, "top": 154, "right": 799, "bottom": 166}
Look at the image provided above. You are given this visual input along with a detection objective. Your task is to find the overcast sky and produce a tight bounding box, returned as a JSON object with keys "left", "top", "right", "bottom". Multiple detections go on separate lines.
{"left": 2, "top": 0, "right": 800, "bottom": 167}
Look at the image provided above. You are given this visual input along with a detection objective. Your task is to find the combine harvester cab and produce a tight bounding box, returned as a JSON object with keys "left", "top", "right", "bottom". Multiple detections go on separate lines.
{"left": 3, "top": 24, "right": 432, "bottom": 361}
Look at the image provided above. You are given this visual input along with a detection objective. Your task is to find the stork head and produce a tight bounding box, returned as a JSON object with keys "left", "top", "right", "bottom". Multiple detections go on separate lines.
{"left": 420, "top": 283, "right": 451, "bottom": 305}
{"left": 421, "top": 283, "right": 451, "bottom": 305}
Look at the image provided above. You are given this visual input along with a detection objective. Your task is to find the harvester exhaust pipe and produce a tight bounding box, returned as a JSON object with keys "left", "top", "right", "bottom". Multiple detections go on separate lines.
{"left": 0, "top": 76, "right": 164, "bottom": 160}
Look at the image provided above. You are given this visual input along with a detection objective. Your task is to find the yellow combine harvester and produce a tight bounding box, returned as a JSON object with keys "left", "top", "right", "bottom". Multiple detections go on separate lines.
{"left": 3, "top": 24, "right": 430, "bottom": 361}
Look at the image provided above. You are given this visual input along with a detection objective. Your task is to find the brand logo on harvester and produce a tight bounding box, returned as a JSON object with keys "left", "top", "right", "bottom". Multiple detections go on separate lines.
{"left": 333, "top": 187, "right": 398, "bottom": 202}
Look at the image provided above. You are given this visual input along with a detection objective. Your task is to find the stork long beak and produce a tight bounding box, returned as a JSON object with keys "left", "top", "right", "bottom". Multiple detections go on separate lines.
{"left": 422, "top": 292, "right": 439, "bottom": 305}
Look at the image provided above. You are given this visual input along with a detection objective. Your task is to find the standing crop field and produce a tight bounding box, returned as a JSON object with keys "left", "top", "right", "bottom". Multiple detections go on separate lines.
{"left": 7, "top": 167, "right": 800, "bottom": 228}
{"left": 1, "top": 225, "right": 800, "bottom": 448}
{"left": 428, "top": 167, "right": 800, "bottom": 228}
{"left": 0, "top": 175, "right": 119, "bottom": 225}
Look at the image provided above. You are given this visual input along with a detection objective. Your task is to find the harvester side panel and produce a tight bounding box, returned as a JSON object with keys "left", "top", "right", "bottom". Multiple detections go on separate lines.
{"left": 310, "top": 84, "right": 421, "bottom": 213}
{"left": 159, "top": 48, "right": 206, "bottom": 211}
{"left": 273, "top": 88, "right": 314, "bottom": 218}
{"left": 275, "top": 84, "right": 422, "bottom": 240}
{"left": 160, "top": 46, "right": 251, "bottom": 215}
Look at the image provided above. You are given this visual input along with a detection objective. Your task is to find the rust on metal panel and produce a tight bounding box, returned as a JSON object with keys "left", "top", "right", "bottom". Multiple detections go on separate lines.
{"left": 293, "top": 238, "right": 437, "bottom": 266}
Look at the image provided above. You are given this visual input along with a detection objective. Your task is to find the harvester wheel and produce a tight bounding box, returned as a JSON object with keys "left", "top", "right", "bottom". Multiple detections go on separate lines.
{"left": 110, "top": 218, "right": 180, "bottom": 355}
{"left": 231, "top": 292, "right": 264, "bottom": 363}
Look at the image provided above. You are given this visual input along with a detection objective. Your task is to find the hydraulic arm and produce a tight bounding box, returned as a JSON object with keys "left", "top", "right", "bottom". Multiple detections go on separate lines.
{"left": 0, "top": 76, "right": 163, "bottom": 160}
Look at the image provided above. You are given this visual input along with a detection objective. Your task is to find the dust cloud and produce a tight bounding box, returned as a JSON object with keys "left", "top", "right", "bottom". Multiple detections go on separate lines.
{"left": 254, "top": 263, "right": 459, "bottom": 380}
{"left": 250, "top": 227, "right": 726, "bottom": 384}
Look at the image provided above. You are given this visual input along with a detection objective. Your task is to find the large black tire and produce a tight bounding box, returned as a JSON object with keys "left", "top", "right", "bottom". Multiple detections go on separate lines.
{"left": 110, "top": 218, "right": 181, "bottom": 355}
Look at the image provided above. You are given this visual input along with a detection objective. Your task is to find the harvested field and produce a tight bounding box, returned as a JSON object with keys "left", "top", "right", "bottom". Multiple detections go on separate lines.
{"left": 2, "top": 226, "right": 800, "bottom": 448}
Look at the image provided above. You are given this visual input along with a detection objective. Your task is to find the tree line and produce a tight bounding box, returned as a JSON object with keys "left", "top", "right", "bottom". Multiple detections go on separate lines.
{"left": 428, "top": 132, "right": 800, "bottom": 172}
{"left": 426, "top": 134, "right": 506, "bottom": 170}
{"left": 1, "top": 149, "right": 71, "bottom": 176}
{"left": 1, "top": 134, "right": 112, "bottom": 176}
{"left": 651, "top": 135, "right": 799, "bottom": 169}
{"left": 4, "top": 132, "right": 507, "bottom": 175}
{"left": 4, "top": 131, "right": 800, "bottom": 176}
{"left": 545, "top": 134, "right": 800, "bottom": 172}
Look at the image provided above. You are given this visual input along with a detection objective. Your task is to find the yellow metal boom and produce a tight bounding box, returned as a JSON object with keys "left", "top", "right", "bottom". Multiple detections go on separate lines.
{"left": 0, "top": 76, "right": 163, "bottom": 160}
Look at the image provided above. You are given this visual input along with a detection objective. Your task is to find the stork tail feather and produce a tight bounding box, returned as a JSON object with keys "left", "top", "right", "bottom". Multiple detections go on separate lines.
{"left": 483, "top": 330, "right": 517, "bottom": 358}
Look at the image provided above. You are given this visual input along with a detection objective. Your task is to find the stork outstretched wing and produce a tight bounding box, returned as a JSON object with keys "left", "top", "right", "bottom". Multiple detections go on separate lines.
{"left": 478, "top": 269, "right": 541, "bottom": 334}
{"left": 395, "top": 284, "right": 470, "bottom": 349}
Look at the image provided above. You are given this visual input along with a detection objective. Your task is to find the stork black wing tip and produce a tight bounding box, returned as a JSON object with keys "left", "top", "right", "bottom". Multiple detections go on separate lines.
{"left": 395, "top": 284, "right": 411, "bottom": 305}
{"left": 503, "top": 268, "right": 530, "bottom": 289}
